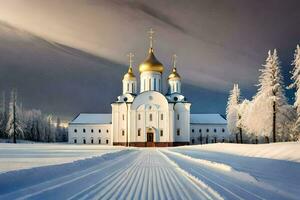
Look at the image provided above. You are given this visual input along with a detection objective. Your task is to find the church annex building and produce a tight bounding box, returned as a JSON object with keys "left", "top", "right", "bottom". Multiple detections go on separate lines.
{"left": 68, "top": 30, "right": 229, "bottom": 147}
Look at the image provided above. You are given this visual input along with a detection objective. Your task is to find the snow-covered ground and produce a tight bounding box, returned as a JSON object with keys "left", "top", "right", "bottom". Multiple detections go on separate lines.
{"left": 174, "top": 142, "right": 300, "bottom": 162}
{"left": 0, "top": 143, "right": 299, "bottom": 200}
{"left": 0, "top": 143, "right": 124, "bottom": 173}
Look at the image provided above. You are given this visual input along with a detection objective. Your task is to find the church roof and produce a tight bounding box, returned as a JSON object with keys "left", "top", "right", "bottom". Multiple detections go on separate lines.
{"left": 70, "top": 113, "right": 112, "bottom": 124}
{"left": 190, "top": 114, "right": 226, "bottom": 124}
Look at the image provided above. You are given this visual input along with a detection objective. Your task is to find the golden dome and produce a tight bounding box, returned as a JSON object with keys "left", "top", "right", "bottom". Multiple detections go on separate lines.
{"left": 168, "top": 67, "right": 181, "bottom": 80}
{"left": 139, "top": 48, "right": 164, "bottom": 73}
{"left": 123, "top": 66, "right": 136, "bottom": 81}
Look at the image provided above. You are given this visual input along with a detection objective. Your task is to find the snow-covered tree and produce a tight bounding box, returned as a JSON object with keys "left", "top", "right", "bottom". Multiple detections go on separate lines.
{"left": 250, "top": 50, "right": 293, "bottom": 142}
{"left": 226, "top": 84, "right": 241, "bottom": 143}
{"left": 0, "top": 92, "right": 7, "bottom": 138}
{"left": 288, "top": 44, "right": 300, "bottom": 140}
{"left": 6, "top": 90, "right": 24, "bottom": 143}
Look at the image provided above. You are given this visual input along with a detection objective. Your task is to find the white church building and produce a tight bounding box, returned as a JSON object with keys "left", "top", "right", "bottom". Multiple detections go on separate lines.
{"left": 68, "top": 30, "right": 229, "bottom": 147}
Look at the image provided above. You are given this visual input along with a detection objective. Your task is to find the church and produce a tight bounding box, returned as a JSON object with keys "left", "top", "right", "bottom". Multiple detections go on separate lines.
{"left": 68, "top": 30, "right": 229, "bottom": 147}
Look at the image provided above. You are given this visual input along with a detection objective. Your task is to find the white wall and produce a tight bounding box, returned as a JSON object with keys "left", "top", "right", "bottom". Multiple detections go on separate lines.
{"left": 68, "top": 124, "right": 112, "bottom": 145}
{"left": 190, "top": 124, "right": 229, "bottom": 144}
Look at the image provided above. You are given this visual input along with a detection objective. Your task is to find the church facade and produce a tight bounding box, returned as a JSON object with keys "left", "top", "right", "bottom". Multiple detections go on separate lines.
{"left": 68, "top": 31, "right": 229, "bottom": 147}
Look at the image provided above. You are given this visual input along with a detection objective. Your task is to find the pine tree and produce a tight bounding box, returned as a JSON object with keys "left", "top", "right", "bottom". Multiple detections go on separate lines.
{"left": 226, "top": 84, "right": 241, "bottom": 143}
{"left": 0, "top": 92, "right": 7, "bottom": 138}
{"left": 288, "top": 44, "right": 300, "bottom": 140}
{"left": 251, "top": 50, "right": 292, "bottom": 142}
{"left": 6, "top": 90, "right": 24, "bottom": 143}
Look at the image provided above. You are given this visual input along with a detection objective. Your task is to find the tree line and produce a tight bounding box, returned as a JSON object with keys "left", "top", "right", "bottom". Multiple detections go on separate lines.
{"left": 227, "top": 45, "right": 300, "bottom": 143}
{"left": 0, "top": 89, "right": 67, "bottom": 143}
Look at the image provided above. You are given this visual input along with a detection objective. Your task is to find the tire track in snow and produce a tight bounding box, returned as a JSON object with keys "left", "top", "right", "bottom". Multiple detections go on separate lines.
{"left": 162, "top": 150, "right": 278, "bottom": 200}
{"left": 0, "top": 150, "right": 138, "bottom": 200}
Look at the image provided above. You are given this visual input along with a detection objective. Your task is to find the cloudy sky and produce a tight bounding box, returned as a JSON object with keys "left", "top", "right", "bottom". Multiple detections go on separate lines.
{"left": 0, "top": 0, "right": 299, "bottom": 121}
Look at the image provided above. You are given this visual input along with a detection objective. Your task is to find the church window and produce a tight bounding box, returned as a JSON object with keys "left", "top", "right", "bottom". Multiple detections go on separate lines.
{"left": 83, "top": 139, "right": 86, "bottom": 144}
{"left": 83, "top": 129, "right": 86, "bottom": 133}
{"left": 222, "top": 128, "right": 225, "bottom": 133}
{"left": 91, "top": 138, "right": 94, "bottom": 144}
{"left": 144, "top": 79, "right": 146, "bottom": 91}
{"left": 158, "top": 79, "right": 160, "bottom": 90}
{"left": 106, "top": 129, "right": 109, "bottom": 133}
{"left": 199, "top": 129, "right": 202, "bottom": 133}
{"left": 138, "top": 129, "right": 141, "bottom": 136}
{"left": 177, "top": 114, "right": 180, "bottom": 120}
{"left": 106, "top": 139, "right": 109, "bottom": 144}
{"left": 177, "top": 129, "right": 180, "bottom": 136}
{"left": 132, "top": 83, "right": 134, "bottom": 92}
{"left": 74, "top": 129, "right": 77, "bottom": 133}
{"left": 161, "top": 114, "right": 163, "bottom": 120}
{"left": 138, "top": 114, "right": 141, "bottom": 120}
{"left": 91, "top": 129, "right": 94, "bottom": 133}
{"left": 122, "top": 114, "right": 125, "bottom": 120}
{"left": 160, "top": 130, "right": 163, "bottom": 137}
{"left": 74, "top": 139, "right": 77, "bottom": 144}
{"left": 150, "top": 114, "right": 153, "bottom": 121}
{"left": 149, "top": 79, "right": 151, "bottom": 90}
{"left": 214, "top": 129, "right": 217, "bottom": 133}
{"left": 176, "top": 83, "right": 179, "bottom": 91}
{"left": 99, "top": 129, "right": 101, "bottom": 133}
{"left": 174, "top": 97, "right": 178, "bottom": 101}
{"left": 98, "top": 139, "right": 101, "bottom": 144}
{"left": 192, "top": 129, "right": 194, "bottom": 133}
{"left": 154, "top": 78, "right": 156, "bottom": 90}
{"left": 127, "top": 83, "right": 129, "bottom": 92}
{"left": 206, "top": 129, "right": 209, "bottom": 133}
{"left": 122, "top": 130, "right": 125, "bottom": 136}
{"left": 192, "top": 139, "right": 195, "bottom": 144}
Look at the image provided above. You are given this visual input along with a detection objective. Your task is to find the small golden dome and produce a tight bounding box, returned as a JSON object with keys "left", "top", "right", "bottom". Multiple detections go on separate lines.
{"left": 168, "top": 67, "right": 181, "bottom": 80}
{"left": 123, "top": 67, "right": 136, "bottom": 81}
{"left": 139, "top": 48, "right": 164, "bottom": 73}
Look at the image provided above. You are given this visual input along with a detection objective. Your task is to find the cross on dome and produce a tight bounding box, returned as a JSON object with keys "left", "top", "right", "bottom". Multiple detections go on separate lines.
{"left": 148, "top": 28, "right": 155, "bottom": 49}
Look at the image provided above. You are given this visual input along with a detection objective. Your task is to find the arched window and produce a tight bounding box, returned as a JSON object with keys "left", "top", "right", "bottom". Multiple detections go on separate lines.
{"left": 138, "top": 129, "right": 141, "bottom": 136}
{"left": 122, "top": 130, "right": 125, "bottom": 136}
{"left": 83, "top": 139, "right": 86, "bottom": 144}
{"left": 106, "top": 139, "right": 109, "bottom": 144}
{"left": 177, "top": 129, "right": 180, "bottom": 136}
{"left": 214, "top": 129, "right": 217, "bottom": 133}
{"left": 106, "top": 129, "right": 109, "bottom": 133}
{"left": 74, "top": 139, "right": 77, "bottom": 143}
{"left": 91, "top": 138, "right": 94, "bottom": 144}
{"left": 148, "top": 79, "right": 151, "bottom": 90}
{"left": 161, "top": 114, "right": 163, "bottom": 120}
{"left": 177, "top": 114, "right": 180, "bottom": 120}
{"left": 192, "top": 129, "right": 194, "bottom": 133}
{"left": 91, "top": 129, "right": 94, "bottom": 133}
{"left": 122, "top": 114, "right": 125, "bottom": 120}
{"left": 127, "top": 83, "right": 129, "bottom": 92}
{"left": 83, "top": 129, "right": 86, "bottom": 133}
{"left": 149, "top": 114, "right": 153, "bottom": 121}
{"left": 98, "top": 139, "right": 101, "bottom": 144}
{"left": 222, "top": 128, "right": 225, "bottom": 133}
{"left": 154, "top": 78, "right": 156, "bottom": 90}
{"left": 199, "top": 129, "right": 202, "bottom": 133}
{"left": 132, "top": 83, "right": 134, "bottom": 92}
{"left": 138, "top": 114, "right": 141, "bottom": 120}
{"left": 206, "top": 129, "right": 209, "bottom": 133}
{"left": 160, "top": 130, "right": 163, "bottom": 137}
{"left": 74, "top": 129, "right": 77, "bottom": 133}
{"left": 99, "top": 129, "right": 101, "bottom": 133}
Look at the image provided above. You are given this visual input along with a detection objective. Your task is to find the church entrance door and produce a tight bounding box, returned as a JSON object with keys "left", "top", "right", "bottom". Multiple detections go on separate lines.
{"left": 146, "top": 132, "right": 154, "bottom": 147}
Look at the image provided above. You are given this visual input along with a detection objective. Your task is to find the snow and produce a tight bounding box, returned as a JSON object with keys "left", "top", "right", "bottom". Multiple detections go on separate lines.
{"left": 190, "top": 114, "right": 226, "bottom": 124}
{"left": 0, "top": 143, "right": 123, "bottom": 173}
{"left": 177, "top": 142, "right": 300, "bottom": 162}
{"left": 70, "top": 113, "right": 112, "bottom": 124}
{"left": 0, "top": 143, "right": 299, "bottom": 199}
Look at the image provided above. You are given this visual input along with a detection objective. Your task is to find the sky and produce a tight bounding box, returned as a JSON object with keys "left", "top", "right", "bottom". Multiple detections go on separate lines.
{"left": 0, "top": 0, "right": 299, "bottom": 121}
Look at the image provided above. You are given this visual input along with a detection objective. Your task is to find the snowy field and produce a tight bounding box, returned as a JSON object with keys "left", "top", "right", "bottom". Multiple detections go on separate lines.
{"left": 0, "top": 143, "right": 124, "bottom": 173}
{"left": 0, "top": 143, "right": 299, "bottom": 200}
